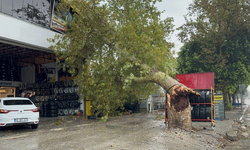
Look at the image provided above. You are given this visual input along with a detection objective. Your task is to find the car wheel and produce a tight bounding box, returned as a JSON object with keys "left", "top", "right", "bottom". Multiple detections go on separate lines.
{"left": 31, "top": 124, "right": 38, "bottom": 129}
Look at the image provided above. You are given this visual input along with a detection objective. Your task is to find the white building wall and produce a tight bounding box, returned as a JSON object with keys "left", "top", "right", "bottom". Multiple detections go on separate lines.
{"left": 0, "top": 13, "right": 57, "bottom": 49}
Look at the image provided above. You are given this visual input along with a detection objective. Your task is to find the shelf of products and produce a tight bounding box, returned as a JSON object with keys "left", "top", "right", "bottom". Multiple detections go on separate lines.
{"left": 19, "top": 80, "right": 81, "bottom": 117}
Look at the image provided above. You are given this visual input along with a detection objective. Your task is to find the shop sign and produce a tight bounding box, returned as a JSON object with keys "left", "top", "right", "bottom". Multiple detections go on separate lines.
{"left": 0, "top": 81, "right": 21, "bottom": 87}
{"left": 50, "top": 0, "right": 74, "bottom": 33}
{"left": 0, "top": 82, "right": 12, "bottom": 86}
{"left": 214, "top": 95, "right": 223, "bottom": 100}
{"left": 214, "top": 94, "right": 225, "bottom": 120}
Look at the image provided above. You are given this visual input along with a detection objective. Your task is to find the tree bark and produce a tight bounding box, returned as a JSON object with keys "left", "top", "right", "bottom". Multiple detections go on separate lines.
{"left": 223, "top": 90, "right": 229, "bottom": 103}
{"left": 232, "top": 92, "right": 237, "bottom": 103}
{"left": 166, "top": 93, "right": 192, "bottom": 130}
{"left": 147, "top": 70, "right": 199, "bottom": 130}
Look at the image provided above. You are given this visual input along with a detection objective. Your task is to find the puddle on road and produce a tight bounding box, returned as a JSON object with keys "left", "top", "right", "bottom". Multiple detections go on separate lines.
{"left": 105, "top": 125, "right": 122, "bottom": 129}
{"left": 124, "top": 120, "right": 144, "bottom": 125}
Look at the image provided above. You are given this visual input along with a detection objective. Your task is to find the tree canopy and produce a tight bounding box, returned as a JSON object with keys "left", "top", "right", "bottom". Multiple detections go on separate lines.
{"left": 177, "top": 0, "right": 250, "bottom": 94}
{"left": 48, "top": 0, "right": 177, "bottom": 117}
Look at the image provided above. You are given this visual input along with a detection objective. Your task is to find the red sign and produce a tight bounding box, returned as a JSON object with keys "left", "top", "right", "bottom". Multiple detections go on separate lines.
{"left": 175, "top": 72, "right": 214, "bottom": 90}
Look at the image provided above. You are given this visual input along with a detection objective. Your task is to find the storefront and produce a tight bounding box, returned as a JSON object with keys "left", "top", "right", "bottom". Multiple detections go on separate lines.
{"left": 0, "top": 0, "right": 84, "bottom": 117}
{"left": 0, "top": 39, "right": 84, "bottom": 117}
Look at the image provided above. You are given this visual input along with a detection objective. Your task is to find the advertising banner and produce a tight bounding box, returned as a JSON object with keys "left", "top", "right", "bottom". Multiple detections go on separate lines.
{"left": 50, "top": 0, "right": 73, "bottom": 33}
{"left": 50, "top": 13, "right": 68, "bottom": 32}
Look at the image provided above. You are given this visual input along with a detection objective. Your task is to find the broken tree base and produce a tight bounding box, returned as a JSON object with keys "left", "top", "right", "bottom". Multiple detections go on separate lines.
{"left": 166, "top": 85, "right": 196, "bottom": 130}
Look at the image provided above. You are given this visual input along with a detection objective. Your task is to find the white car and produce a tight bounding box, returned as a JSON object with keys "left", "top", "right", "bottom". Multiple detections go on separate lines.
{"left": 0, "top": 97, "right": 39, "bottom": 129}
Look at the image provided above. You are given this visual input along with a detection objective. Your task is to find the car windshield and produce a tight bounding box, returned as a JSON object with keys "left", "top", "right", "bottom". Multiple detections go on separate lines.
{"left": 3, "top": 100, "right": 32, "bottom": 105}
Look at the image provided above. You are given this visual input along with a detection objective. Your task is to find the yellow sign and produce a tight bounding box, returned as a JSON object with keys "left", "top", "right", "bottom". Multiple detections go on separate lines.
{"left": 49, "top": 76, "right": 56, "bottom": 82}
{"left": 214, "top": 95, "right": 223, "bottom": 100}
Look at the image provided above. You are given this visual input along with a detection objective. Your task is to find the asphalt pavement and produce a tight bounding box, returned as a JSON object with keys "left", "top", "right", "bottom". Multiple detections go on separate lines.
{"left": 1, "top": 95, "right": 250, "bottom": 150}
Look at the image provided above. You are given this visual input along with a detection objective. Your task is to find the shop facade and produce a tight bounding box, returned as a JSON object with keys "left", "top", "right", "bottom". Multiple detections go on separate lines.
{"left": 0, "top": 0, "right": 84, "bottom": 117}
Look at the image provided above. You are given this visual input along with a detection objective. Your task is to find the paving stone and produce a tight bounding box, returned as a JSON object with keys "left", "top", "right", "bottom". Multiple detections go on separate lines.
{"left": 243, "top": 121, "right": 250, "bottom": 128}
{"left": 226, "top": 130, "right": 238, "bottom": 141}
{"left": 231, "top": 124, "right": 240, "bottom": 131}
{"left": 239, "top": 125, "right": 247, "bottom": 132}
{"left": 238, "top": 132, "right": 249, "bottom": 140}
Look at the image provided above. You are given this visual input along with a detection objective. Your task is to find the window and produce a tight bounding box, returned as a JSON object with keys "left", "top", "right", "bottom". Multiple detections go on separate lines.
{"left": 1, "top": 0, "right": 12, "bottom": 16}
{"left": 41, "top": 0, "right": 51, "bottom": 27}
{"left": 4, "top": 100, "right": 33, "bottom": 105}
{"left": 13, "top": 1, "right": 23, "bottom": 18}
{"left": 23, "top": 0, "right": 33, "bottom": 22}
{"left": 0, "top": 0, "right": 2, "bottom": 12}
{"left": 0, "top": 0, "right": 51, "bottom": 28}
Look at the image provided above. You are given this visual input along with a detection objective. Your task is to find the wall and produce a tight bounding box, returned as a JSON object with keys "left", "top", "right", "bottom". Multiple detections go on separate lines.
{"left": 21, "top": 65, "right": 35, "bottom": 83}
{"left": 0, "top": 13, "right": 57, "bottom": 50}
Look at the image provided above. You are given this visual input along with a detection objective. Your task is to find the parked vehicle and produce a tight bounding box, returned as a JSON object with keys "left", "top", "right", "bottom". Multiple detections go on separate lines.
{"left": 0, "top": 97, "right": 39, "bottom": 129}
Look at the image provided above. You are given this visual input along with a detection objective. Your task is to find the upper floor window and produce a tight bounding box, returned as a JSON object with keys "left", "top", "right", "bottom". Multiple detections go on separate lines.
{"left": 0, "top": 0, "right": 51, "bottom": 28}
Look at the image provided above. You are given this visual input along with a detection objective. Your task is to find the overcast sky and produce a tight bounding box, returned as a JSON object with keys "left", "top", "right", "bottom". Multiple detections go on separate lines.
{"left": 155, "top": 0, "right": 193, "bottom": 57}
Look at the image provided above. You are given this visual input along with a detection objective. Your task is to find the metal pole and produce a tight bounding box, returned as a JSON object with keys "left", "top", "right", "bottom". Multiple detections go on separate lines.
{"left": 241, "top": 92, "right": 243, "bottom": 112}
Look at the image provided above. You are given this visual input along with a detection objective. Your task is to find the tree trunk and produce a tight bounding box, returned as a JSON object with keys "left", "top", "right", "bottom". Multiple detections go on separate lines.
{"left": 129, "top": 66, "right": 199, "bottom": 130}
{"left": 166, "top": 93, "right": 192, "bottom": 130}
{"left": 223, "top": 91, "right": 229, "bottom": 104}
{"left": 232, "top": 92, "right": 237, "bottom": 103}
{"left": 149, "top": 71, "right": 199, "bottom": 130}
{"left": 229, "top": 94, "right": 232, "bottom": 103}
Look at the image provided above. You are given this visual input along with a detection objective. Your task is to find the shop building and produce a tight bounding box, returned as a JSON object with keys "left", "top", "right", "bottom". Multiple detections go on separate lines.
{"left": 0, "top": 0, "right": 84, "bottom": 117}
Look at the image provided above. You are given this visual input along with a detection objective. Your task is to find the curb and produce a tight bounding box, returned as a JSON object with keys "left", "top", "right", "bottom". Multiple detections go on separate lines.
{"left": 240, "top": 105, "right": 250, "bottom": 121}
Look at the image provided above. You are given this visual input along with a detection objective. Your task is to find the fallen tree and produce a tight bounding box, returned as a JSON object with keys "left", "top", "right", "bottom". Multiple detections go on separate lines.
{"left": 48, "top": 0, "right": 199, "bottom": 130}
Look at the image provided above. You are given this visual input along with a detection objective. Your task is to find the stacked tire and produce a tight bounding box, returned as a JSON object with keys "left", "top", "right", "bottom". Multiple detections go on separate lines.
{"left": 42, "top": 103, "right": 49, "bottom": 117}
{"left": 0, "top": 60, "right": 20, "bottom": 81}
{"left": 47, "top": 99, "right": 58, "bottom": 117}
{"left": 9, "top": 63, "right": 19, "bottom": 81}
{"left": 191, "top": 105, "right": 211, "bottom": 120}
{"left": 132, "top": 103, "right": 140, "bottom": 113}
{"left": 190, "top": 91, "right": 211, "bottom": 103}
{"left": 0, "top": 60, "right": 8, "bottom": 81}
{"left": 24, "top": 80, "right": 80, "bottom": 117}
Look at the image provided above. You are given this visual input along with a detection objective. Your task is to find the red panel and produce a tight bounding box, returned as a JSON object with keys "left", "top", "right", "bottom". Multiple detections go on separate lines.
{"left": 175, "top": 72, "right": 214, "bottom": 90}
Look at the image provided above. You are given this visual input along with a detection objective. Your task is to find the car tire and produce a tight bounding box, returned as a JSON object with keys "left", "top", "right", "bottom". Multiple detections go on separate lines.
{"left": 87, "top": 115, "right": 96, "bottom": 119}
{"left": 31, "top": 124, "right": 38, "bottom": 129}
{"left": 49, "top": 105, "right": 58, "bottom": 109}
{"left": 49, "top": 109, "right": 58, "bottom": 114}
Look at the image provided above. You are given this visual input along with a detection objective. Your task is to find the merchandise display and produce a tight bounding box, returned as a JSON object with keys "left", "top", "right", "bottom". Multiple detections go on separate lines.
{"left": 19, "top": 80, "right": 81, "bottom": 117}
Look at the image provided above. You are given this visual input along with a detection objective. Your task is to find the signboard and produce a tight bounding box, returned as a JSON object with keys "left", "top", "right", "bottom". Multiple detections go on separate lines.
{"left": 175, "top": 72, "right": 214, "bottom": 90}
{"left": 239, "top": 84, "right": 246, "bottom": 92}
{"left": 214, "top": 94, "right": 225, "bottom": 120}
{"left": 50, "top": 0, "right": 74, "bottom": 33}
{"left": 0, "top": 81, "right": 21, "bottom": 87}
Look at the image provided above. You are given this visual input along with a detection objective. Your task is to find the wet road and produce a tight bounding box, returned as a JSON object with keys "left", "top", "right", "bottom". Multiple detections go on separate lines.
{"left": 6, "top": 108, "right": 250, "bottom": 150}
{"left": 0, "top": 112, "right": 224, "bottom": 150}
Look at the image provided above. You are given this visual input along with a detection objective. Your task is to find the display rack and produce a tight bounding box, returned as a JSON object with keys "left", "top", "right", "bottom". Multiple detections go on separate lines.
{"left": 19, "top": 80, "right": 81, "bottom": 117}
